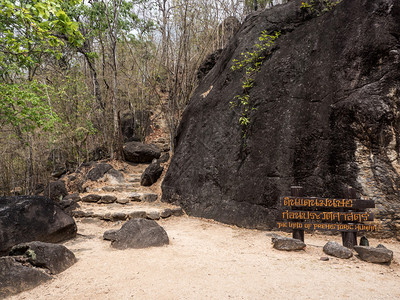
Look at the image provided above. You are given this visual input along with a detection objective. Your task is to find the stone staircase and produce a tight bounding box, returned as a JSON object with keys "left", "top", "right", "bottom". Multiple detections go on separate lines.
{"left": 70, "top": 162, "right": 183, "bottom": 222}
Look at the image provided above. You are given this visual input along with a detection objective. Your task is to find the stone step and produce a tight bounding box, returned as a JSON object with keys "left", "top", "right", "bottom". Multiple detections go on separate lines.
{"left": 127, "top": 177, "right": 141, "bottom": 183}
{"left": 71, "top": 202, "right": 183, "bottom": 222}
{"left": 85, "top": 183, "right": 141, "bottom": 193}
{"left": 80, "top": 192, "right": 158, "bottom": 204}
{"left": 127, "top": 192, "right": 158, "bottom": 202}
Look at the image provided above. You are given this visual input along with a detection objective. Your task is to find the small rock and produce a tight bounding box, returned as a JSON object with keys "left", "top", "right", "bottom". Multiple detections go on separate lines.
{"left": 63, "top": 193, "right": 81, "bottom": 202}
{"left": 171, "top": 207, "right": 184, "bottom": 216}
{"left": 71, "top": 210, "right": 86, "bottom": 218}
{"left": 101, "top": 213, "right": 113, "bottom": 221}
{"left": 323, "top": 241, "right": 353, "bottom": 259}
{"left": 102, "top": 186, "right": 116, "bottom": 192}
{"left": 320, "top": 257, "right": 330, "bottom": 261}
{"left": 147, "top": 211, "right": 161, "bottom": 220}
{"left": 142, "top": 193, "right": 158, "bottom": 202}
{"left": 128, "top": 192, "right": 142, "bottom": 202}
{"left": 111, "top": 212, "right": 127, "bottom": 221}
{"left": 99, "top": 195, "right": 117, "bottom": 204}
{"left": 58, "top": 199, "right": 80, "bottom": 213}
{"left": 116, "top": 198, "right": 130, "bottom": 204}
{"left": 354, "top": 246, "right": 393, "bottom": 264}
{"left": 113, "top": 186, "right": 126, "bottom": 193}
{"left": 376, "top": 244, "right": 387, "bottom": 249}
{"left": 271, "top": 235, "right": 306, "bottom": 251}
{"left": 82, "top": 211, "right": 94, "bottom": 218}
{"left": 160, "top": 209, "right": 172, "bottom": 218}
{"left": 103, "top": 229, "right": 118, "bottom": 241}
{"left": 129, "top": 211, "right": 147, "bottom": 219}
{"left": 359, "top": 236, "right": 369, "bottom": 246}
{"left": 81, "top": 194, "right": 101, "bottom": 203}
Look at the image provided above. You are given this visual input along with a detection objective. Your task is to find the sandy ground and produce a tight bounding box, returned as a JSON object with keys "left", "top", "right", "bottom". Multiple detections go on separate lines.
{"left": 8, "top": 216, "right": 400, "bottom": 300}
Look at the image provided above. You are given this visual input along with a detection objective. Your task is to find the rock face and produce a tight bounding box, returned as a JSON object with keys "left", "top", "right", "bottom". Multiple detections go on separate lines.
{"left": 162, "top": 0, "right": 400, "bottom": 233}
{"left": 323, "top": 241, "right": 353, "bottom": 259}
{"left": 141, "top": 160, "right": 164, "bottom": 186}
{"left": 105, "top": 219, "right": 169, "bottom": 249}
{"left": 0, "top": 196, "right": 77, "bottom": 256}
{"left": 354, "top": 245, "right": 394, "bottom": 264}
{"left": 0, "top": 257, "right": 51, "bottom": 298}
{"left": 9, "top": 241, "right": 77, "bottom": 274}
{"left": 123, "top": 142, "right": 161, "bottom": 163}
{"left": 271, "top": 235, "right": 306, "bottom": 251}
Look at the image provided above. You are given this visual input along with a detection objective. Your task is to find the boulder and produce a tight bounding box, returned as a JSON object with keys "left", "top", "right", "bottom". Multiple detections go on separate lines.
{"left": 0, "top": 257, "right": 51, "bottom": 298}
{"left": 354, "top": 245, "right": 393, "bottom": 264}
{"left": 106, "top": 219, "right": 169, "bottom": 249}
{"left": 123, "top": 142, "right": 161, "bottom": 163}
{"left": 87, "top": 163, "right": 113, "bottom": 181}
{"left": 9, "top": 241, "right": 77, "bottom": 275}
{"left": 43, "top": 180, "right": 68, "bottom": 202}
{"left": 141, "top": 160, "right": 164, "bottom": 186}
{"left": 323, "top": 241, "right": 353, "bottom": 259}
{"left": 0, "top": 196, "right": 77, "bottom": 256}
{"left": 162, "top": 0, "right": 400, "bottom": 232}
{"left": 272, "top": 235, "right": 306, "bottom": 251}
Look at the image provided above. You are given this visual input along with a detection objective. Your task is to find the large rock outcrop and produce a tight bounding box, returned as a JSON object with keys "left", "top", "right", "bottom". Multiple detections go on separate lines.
{"left": 162, "top": 0, "right": 400, "bottom": 235}
{"left": 0, "top": 196, "right": 77, "bottom": 255}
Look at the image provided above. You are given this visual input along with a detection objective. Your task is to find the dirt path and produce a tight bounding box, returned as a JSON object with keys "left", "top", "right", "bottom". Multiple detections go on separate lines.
{"left": 8, "top": 216, "right": 400, "bottom": 300}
